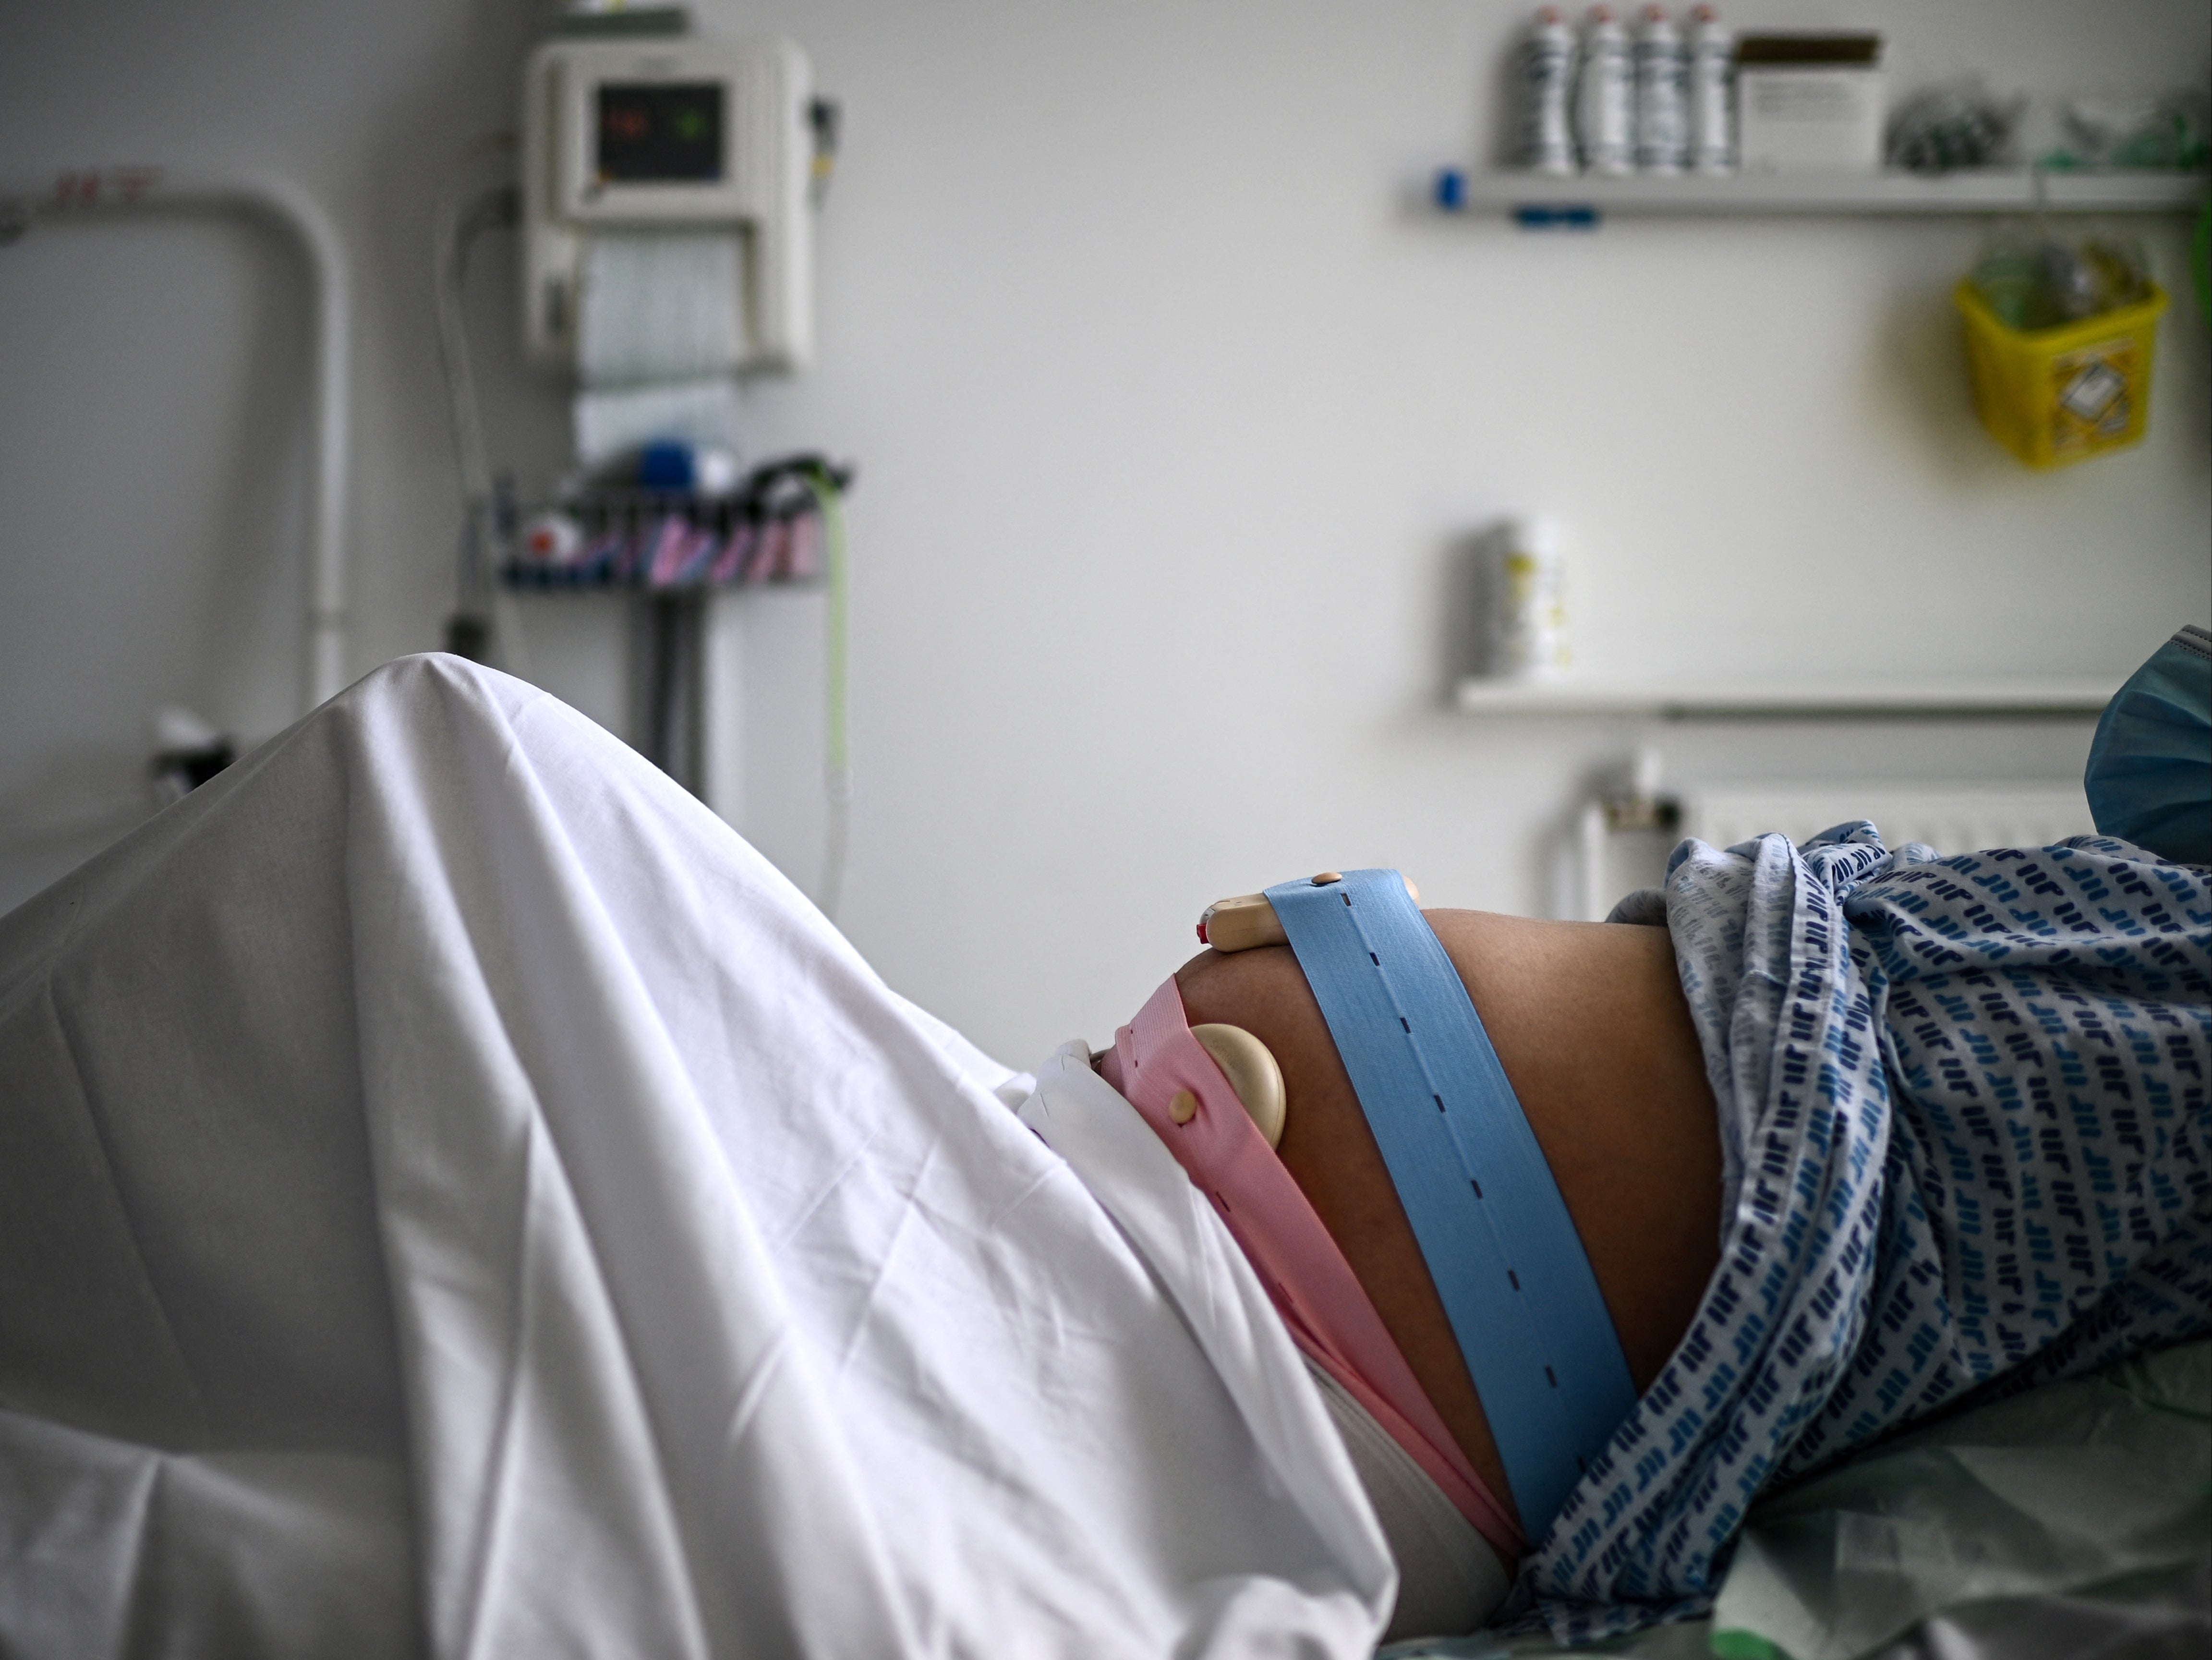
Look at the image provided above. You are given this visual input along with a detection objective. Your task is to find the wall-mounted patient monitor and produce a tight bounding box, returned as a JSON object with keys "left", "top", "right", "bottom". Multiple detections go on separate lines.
{"left": 521, "top": 34, "right": 813, "bottom": 374}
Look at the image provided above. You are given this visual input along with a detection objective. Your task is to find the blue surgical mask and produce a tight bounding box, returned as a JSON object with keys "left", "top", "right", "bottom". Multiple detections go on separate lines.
{"left": 2084, "top": 624, "right": 2211, "bottom": 865}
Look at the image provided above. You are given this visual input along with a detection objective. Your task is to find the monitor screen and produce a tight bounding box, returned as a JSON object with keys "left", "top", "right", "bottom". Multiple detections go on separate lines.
{"left": 596, "top": 82, "right": 724, "bottom": 182}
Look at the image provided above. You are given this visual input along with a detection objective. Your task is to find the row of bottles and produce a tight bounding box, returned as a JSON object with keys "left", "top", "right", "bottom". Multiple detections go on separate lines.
{"left": 1516, "top": 4, "right": 1733, "bottom": 177}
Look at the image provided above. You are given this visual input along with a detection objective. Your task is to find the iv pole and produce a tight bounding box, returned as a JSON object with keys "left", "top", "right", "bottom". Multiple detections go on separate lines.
{"left": 0, "top": 166, "right": 353, "bottom": 715}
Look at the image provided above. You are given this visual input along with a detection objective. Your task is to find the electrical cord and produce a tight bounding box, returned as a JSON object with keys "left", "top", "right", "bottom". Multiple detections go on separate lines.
{"left": 429, "top": 147, "right": 519, "bottom": 660}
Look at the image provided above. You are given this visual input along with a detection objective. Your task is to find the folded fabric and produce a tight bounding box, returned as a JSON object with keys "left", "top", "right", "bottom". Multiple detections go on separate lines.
{"left": 0, "top": 655, "right": 1390, "bottom": 1658}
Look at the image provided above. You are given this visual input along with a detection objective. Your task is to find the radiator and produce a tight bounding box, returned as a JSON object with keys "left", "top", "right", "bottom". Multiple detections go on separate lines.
{"left": 1684, "top": 783, "right": 2094, "bottom": 858}
{"left": 1572, "top": 781, "right": 2096, "bottom": 922}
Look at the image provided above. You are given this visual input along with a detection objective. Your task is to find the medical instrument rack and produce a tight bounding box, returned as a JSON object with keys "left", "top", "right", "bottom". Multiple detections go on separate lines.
{"left": 498, "top": 459, "right": 851, "bottom": 593}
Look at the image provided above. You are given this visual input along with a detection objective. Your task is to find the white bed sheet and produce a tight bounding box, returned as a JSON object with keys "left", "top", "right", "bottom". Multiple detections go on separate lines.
{"left": 0, "top": 655, "right": 1390, "bottom": 1658}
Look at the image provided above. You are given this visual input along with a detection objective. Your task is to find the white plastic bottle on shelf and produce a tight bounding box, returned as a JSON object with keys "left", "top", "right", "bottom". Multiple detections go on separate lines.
{"left": 1687, "top": 3, "right": 1734, "bottom": 173}
{"left": 1632, "top": 4, "right": 1689, "bottom": 173}
{"left": 1575, "top": 6, "right": 1633, "bottom": 175}
{"left": 1487, "top": 517, "right": 1568, "bottom": 681}
{"left": 1516, "top": 6, "right": 1578, "bottom": 175}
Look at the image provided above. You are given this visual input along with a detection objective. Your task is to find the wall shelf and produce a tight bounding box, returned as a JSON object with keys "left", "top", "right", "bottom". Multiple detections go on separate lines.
{"left": 1435, "top": 168, "right": 2208, "bottom": 222}
{"left": 1453, "top": 676, "right": 2115, "bottom": 720}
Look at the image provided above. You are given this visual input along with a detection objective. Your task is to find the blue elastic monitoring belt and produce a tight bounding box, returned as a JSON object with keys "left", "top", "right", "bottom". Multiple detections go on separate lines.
{"left": 1265, "top": 869, "right": 1636, "bottom": 1532}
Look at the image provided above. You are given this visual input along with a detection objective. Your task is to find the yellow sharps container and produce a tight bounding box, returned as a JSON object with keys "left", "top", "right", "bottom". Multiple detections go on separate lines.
{"left": 1955, "top": 280, "right": 2169, "bottom": 470}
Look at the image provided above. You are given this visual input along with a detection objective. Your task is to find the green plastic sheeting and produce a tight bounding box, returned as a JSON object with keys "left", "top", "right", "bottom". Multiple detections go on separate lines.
{"left": 1708, "top": 1339, "right": 2208, "bottom": 1660}
{"left": 1380, "top": 1337, "right": 2209, "bottom": 1660}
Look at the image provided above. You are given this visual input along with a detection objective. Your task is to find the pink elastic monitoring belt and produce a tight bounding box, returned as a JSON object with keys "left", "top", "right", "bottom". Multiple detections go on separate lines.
{"left": 1100, "top": 976, "right": 1525, "bottom": 1561}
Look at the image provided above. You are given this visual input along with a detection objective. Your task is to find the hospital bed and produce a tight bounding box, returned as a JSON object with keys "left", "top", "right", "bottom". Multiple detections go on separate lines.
{"left": 0, "top": 654, "right": 2202, "bottom": 1659}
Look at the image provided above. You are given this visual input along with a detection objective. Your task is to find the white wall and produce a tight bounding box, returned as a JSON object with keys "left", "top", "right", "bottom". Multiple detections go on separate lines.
{"left": 2, "top": 0, "right": 2207, "bottom": 1066}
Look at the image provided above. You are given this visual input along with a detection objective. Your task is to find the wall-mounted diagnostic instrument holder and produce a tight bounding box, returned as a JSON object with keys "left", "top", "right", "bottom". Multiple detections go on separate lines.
{"left": 489, "top": 16, "right": 847, "bottom": 916}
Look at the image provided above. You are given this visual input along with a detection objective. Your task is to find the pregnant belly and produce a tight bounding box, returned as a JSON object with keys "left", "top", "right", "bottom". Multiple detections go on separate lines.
{"left": 1169, "top": 909, "right": 1723, "bottom": 1533}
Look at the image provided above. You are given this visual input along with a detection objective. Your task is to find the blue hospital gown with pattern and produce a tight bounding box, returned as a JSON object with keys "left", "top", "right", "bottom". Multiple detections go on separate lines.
{"left": 1511, "top": 827, "right": 2212, "bottom": 1640}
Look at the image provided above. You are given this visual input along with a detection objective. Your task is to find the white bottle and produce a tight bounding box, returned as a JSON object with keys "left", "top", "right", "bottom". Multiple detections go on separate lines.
{"left": 1488, "top": 518, "right": 1567, "bottom": 681}
{"left": 1575, "top": 6, "right": 1633, "bottom": 175}
{"left": 1687, "top": 3, "right": 1733, "bottom": 173}
{"left": 1517, "top": 6, "right": 1578, "bottom": 175}
{"left": 1632, "top": 4, "right": 1689, "bottom": 174}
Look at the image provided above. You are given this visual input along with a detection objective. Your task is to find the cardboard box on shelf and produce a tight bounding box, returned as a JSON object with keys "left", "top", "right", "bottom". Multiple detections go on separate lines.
{"left": 1735, "top": 33, "right": 1884, "bottom": 174}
